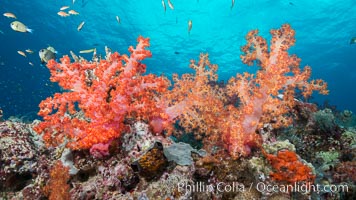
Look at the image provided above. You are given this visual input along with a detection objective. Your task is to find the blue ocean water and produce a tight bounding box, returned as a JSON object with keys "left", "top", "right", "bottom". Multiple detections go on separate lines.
{"left": 0, "top": 0, "right": 355, "bottom": 119}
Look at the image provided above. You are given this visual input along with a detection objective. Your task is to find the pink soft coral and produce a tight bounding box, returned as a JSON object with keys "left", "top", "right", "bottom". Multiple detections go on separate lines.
{"left": 222, "top": 24, "right": 328, "bottom": 159}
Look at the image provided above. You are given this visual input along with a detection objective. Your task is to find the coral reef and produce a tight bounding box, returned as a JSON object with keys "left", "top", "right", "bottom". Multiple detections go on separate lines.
{"left": 1, "top": 24, "right": 355, "bottom": 200}
{"left": 0, "top": 120, "right": 45, "bottom": 192}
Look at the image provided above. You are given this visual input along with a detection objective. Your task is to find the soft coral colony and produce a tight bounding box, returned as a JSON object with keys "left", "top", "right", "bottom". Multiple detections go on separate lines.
{"left": 33, "top": 36, "right": 169, "bottom": 149}
{"left": 34, "top": 24, "right": 328, "bottom": 188}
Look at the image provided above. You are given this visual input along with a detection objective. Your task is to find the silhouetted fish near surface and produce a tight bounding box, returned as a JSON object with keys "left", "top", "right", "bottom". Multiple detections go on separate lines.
{"left": 350, "top": 37, "right": 356, "bottom": 45}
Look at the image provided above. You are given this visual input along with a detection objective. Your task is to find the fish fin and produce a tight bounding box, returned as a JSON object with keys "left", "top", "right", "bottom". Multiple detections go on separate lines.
{"left": 27, "top": 28, "right": 33, "bottom": 33}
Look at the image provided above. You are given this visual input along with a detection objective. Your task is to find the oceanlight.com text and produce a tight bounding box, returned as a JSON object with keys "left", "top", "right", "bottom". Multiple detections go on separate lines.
{"left": 177, "top": 181, "right": 349, "bottom": 194}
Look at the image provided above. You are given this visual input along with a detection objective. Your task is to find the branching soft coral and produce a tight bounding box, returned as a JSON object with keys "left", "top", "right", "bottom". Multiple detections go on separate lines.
{"left": 223, "top": 24, "right": 328, "bottom": 159}
{"left": 152, "top": 53, "right": 227, "bottom": 146}
{"left": 43, "top": 161, "right": 70, "bottom": 200}
{"left": 34, "top": 36, "right": 169, "bottom": 149}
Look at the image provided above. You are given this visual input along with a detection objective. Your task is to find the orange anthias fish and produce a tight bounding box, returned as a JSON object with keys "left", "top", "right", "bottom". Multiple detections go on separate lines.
{"left": 25, "top": 49, "right": 34, "bottom": 54}
{"left": 17, "top": 51, "right": 26, "bottom": 57}
{"left": 57, "top": 11, "right": 69, "bottom": 17}
{"left": 60, "top": 6, "right": 70, "bottom": 11}
{"left": 68, "top": 10, "right": 79, "bottom": 15}
{"left": 3, "top": 12, "right": 16, "bottom": 19}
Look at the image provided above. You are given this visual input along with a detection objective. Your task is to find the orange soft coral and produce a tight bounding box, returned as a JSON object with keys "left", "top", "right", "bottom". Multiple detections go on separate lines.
{"left": 153, "top": 53, "right": 227, "bottom": 148}
{"left": 263, "top": 149, "right": 315, "bottom": 184}
{"left": 223, "top": 24, "right": 328, "bottom": 159}
{"left": 34, "top": 36, "right": 169, "bottom": 149}
{"left": 43, "top": 161, "right": 70, "bottom": 200}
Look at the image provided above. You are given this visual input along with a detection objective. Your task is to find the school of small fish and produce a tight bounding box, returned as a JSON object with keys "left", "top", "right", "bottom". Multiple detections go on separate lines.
{"left": 57, "top": 5, "right": 79, "bottom": 17}
{"left": 1, "top": 0, "right": 243, "bottom": 67}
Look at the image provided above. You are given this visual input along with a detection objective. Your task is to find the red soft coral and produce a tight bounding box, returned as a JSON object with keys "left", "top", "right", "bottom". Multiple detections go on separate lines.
{"left": 34, "top": 36, "right": 169, "bottom": 149}
{"left": 263, "top": 149, "right": 315, "bottom": 184}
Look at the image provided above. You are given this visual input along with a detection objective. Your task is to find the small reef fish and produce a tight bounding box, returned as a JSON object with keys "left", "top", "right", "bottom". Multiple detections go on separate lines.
{"left": 10, "top": 21, "right": 33, "bottom": 33}
{"left": 162, "top": 0, "right": 166, "bottom": 12}
{"left": 79, "top": 48, "right": 96, "bottom": 54}
{"left": 0, "top": 30, "right": 4, "bottom": 35}
{"left": 168, "top": 0, "right": 174, "bottom": 10}
{"left": 60, "top": 6, "right": 70, "bottom": 11}
{"left": 77, "top": 21, "right": 85, "bottom": 31}
{"left": 3, "top": 12, "right": 16, "bottom": 19}
{"left": 17, "top": 51, "right": 26, "bottom": 57}
{"left": 116, "top": 16, "right": 121, "bottom": 24}
{"left": 57, "top": 11, "right": 69, "bottom": 17}
{"left": 70, "top": 51, "right": 79, "bottom": 62}
{"left": 25, "top": 49, "right": 34, "bottom": 54}
{"left": 39, "top": 47, "right": 56, "bottom": 63}
{"left": 73, "top": 0, "right": 76, "bottom": 4}
{"left": 68, "top": 10, "right": 79, "bottom": 15}
{"left": 29, "top": 62, "right": 34, "bottom": 66}
{"left": 188, "top": 20, "right": 192, "bottom": 34}
{"left": 231, "top": 0, "right": 235, "bottom": 9}
{"left": 47, "top": 46, "right": 57, "bottom": 54}
{"left": 350, "top": 37, "right": 356, "bottom": 45}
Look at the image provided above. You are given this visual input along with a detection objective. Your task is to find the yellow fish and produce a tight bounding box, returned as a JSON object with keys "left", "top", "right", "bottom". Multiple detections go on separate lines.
{"left": 3, "top": 12, "right": 16, "bottom": 19}
{"left": 79, "top": 48, "right": 96, "bottom": 54}
{"left": 188, "top": 20, "right": 192, "bottom": 34}
{"left": 11, "top": 21, "right": 33, "bottom": 33}
{"left": 77, "top": 21, "right": 85, "bottom": 31}
{"left": 68, "top": 10, "right": 79, "bottom": 15}
{"left": 17, "top": 51, "right": 26, "bottom": 57}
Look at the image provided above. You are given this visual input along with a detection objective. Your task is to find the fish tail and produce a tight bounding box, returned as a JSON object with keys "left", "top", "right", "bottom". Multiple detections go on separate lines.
{"left": 27, "top": 28, "right": 34, "bottom": 33}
